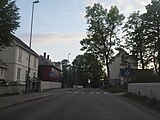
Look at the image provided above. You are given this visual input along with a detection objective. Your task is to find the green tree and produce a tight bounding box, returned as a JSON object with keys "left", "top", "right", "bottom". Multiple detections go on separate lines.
{"left": 80, "top": 3, "right": 124, "bottom": 79}
{"left": 72, "top": 53, "right": 105, "bottom": 88}
{"left": 0, "top": 0, "right": 20, "bottom": 50}
{"left": 142, "top": 0, "right": 160, "bottom": 75}
{"left": 61, "top": 59, "right": 70, "bottom": 87}
{"left": 123, "top": 11, "right": 150, "bottom": 69}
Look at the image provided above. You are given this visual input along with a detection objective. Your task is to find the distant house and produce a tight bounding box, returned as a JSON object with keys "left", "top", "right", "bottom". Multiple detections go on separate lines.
{"left": 0, "top": 35, "right": 39, "bottom": 85}
{"left": 38, "top": 53, "right": 62, "bottom": 82}
{"left": 0, "top": 59, "right": 7, "bottom": 80}
{"left": 109, "top": 49, "right": 138, "bottom": 86}
{"left": 38, "top": 53, "right": 62, "bottom": 90}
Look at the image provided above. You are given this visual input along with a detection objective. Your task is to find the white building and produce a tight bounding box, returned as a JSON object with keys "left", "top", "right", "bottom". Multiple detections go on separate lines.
{"left": 0, "top": 59, "right": 7, "bottom": 80}
{"left": 109, "top": 49, "right": 137, "bottom": 86}
{"left": 0, "top": 35, "right": 39, "bottom": 85}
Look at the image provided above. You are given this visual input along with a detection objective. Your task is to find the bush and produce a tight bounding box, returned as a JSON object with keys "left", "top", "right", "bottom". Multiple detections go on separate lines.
{"left": 130, "top": 70, "right": 159, "bottom": 83}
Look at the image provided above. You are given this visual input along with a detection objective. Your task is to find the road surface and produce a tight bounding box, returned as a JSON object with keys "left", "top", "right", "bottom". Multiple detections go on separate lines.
{"left": 0, "top": 88, "right": 159, "bottom": 120}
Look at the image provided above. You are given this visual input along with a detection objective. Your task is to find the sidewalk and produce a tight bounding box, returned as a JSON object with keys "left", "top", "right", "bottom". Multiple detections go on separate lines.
{"left": 0, "top": 90, "right": 55, "bottom": 109}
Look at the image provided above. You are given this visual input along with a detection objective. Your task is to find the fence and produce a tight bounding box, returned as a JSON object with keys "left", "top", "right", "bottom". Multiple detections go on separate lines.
{"left": 41, "top": 81, "right": 61, "bottom": 91}
{"left": 128, "top": 83, "right": 160, "bottom": 101}
{"left": 0, "top": 85, "right": 25, "bottom": 95}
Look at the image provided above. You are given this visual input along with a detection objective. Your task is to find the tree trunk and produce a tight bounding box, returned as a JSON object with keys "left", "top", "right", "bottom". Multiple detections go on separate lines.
{"left": 158, "top": 43, "right": 160, "bottom": 78}
{"left": 139, "top": 47, "right": 145, "bottom": 69}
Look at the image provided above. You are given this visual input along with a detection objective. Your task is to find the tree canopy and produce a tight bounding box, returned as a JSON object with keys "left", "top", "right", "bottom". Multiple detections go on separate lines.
{"left": 72, "top": 53, "right": 105, "bottom": 88}
{"left": 80, "top": 3, "right": 124, "bottom": 79}
{"left": 0, "top": 0, "right": 20, "bottom": 50}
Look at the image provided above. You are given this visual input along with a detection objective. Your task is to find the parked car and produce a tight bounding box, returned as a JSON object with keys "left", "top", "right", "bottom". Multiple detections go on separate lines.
{"left": 0, "top": 80, "right": 22, "bottom": 86}
{"left": 0, "top": 79, "right": 7, "bottom": 85}
{"left": 5, "top": 81, "right": 22, "bottom": 86}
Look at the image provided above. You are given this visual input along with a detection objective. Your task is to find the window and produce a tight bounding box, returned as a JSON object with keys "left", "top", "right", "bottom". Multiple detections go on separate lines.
{"left": 26, "top": 53, "right": 29, "bottom": 60}
{"left": 0, "top": 68, "right": 4, "bottom": 75}
{"left": 17, "top": 68, "right": 21, "bottom": 81}
{"left": 18, "top": 48, "right": 22, "bottom": 62}
{"left": 34, "top": 57, "right": 37, "bottom": 68}
{"left": 33, "top": 72, "right": 36, "bottom": 78}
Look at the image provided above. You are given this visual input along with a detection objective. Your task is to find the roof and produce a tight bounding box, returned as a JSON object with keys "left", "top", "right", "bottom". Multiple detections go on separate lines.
{"left": 109, "top": 48, "right": 134, "bottom": 64}
{"left": 39, "top": 55, "right": 62, "bottom": 72}
{"left": 11, "top": 35, "right": 39, "bottom": 57}
{"left": 0, "top": 59, "right": 7, "bottom": 68}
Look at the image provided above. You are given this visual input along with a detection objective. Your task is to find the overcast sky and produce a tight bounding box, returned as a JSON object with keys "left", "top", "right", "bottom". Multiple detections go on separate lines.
{"left": 15, "top": 0, "right": 151, "bottom": 63}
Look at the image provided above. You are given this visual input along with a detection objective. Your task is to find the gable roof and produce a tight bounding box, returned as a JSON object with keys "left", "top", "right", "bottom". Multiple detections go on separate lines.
{"left": 39, "top": 55, "right": 62, "bottom": 72}
{"left": 109, "top": 49, "right": 129, "bottom": 64}
{"left": 11, "top": 35, "right": 39, "bottom": 57}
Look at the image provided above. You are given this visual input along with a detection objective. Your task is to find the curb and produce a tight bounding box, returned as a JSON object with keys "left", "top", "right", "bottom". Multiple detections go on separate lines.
{"left": 0, "top": 93, "right": 54, "bottom": 109}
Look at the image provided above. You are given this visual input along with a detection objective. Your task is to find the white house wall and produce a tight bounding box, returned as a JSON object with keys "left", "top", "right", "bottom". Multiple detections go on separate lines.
{"left": 0, "top": 46, "right": 16, "bottom": 81}
{"left": 15, "top": 46, "right": 38, "bottom": 84}
{"left": 109, "top": 53, "right": 138, "bottom": 80}
{"left": 0, "top": 42, "right": 38, "bottom": 83}
{"left": 109, "top": 54, "right": 121, "bottom": 80}
{"left": 0, "top": 46, "right": 16, "bottom": 63}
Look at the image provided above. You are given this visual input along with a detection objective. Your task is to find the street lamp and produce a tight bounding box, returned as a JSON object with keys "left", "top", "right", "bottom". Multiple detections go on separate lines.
{"left": 68, "top": 53, "right": 71, "bottom": 62}
{"left": 25, "top": 0, "right": 39, "bottom": 93}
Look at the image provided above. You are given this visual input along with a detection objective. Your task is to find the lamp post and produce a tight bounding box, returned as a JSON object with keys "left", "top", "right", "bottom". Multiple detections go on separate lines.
{"left": 68, "top": 53, "right": 71, "bottom": 62}
{"left": 25, "top": 0, "right": 39, "bottom": 93}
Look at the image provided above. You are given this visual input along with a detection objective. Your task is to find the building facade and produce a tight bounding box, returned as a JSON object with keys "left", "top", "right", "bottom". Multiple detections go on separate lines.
{"left": 0, "top": 35, "right": 39, "bottom": 85}
{"left": 109, "top": 49, "right": 138, "bottom": 86}
{"left": 38, "top": 53, "right": 62, "bottom": 82}
{"left": 0, "top": 59, "right": 7, "bottom": 80}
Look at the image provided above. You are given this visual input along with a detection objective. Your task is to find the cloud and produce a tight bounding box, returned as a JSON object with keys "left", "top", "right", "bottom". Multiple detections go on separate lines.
{"left": 82, "top": 0, "right": 151, "bottom": 17}
{"left": 59, "top": 11, "right": 75, "bottom": 16}
{"left": 17, "top": 32, "right": 86, "bottom": 45}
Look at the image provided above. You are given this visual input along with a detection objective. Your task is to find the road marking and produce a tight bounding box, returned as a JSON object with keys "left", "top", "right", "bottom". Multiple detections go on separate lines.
{"left": 103, "top": 92, "right": 108, "bottom": 95}
{"left": 67, "top": 91, "right": 72, "bottom": 94}
{"left": 74, "top": 91, "right": 78, "bottom": 94}
{"left": 96, "top": 92, "right": 101, "bottom": 94}
{"left": 89, "top": 92, "right": 93, "bottom": 94}
{"left": 81, "top": 92, "right": 85, "bottom": 94}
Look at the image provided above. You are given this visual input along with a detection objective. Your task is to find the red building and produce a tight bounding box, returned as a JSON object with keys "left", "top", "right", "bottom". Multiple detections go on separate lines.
{"left": 38, "top": 53, "right": 62, "bottom": 82}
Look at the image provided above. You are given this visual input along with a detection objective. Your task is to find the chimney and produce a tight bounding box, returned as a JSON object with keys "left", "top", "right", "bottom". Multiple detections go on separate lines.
{"left": 47, "top": 55, "right": 49, "bottom": 60}
{"left": 44, "top": 52, "right": 46, "bottom": 58}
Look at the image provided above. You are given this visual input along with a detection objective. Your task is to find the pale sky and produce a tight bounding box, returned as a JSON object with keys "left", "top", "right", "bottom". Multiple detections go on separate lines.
{"left": 15, "top": 0, "right": 151, "bottom": 63}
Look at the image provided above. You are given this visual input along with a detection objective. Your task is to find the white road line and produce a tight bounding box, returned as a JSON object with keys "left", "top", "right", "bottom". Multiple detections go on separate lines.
{"left": 103, "top": 92, "right": 108, "bottom": 95}
{"left": 89, "top": 92, "right": 93, "bottom": 94}
{"left": 67, "top": 91, "right": 72, "bottom": 94}
{"left": 74, "top": 91, "right": 78, "bottom": 94}
{"left": 81, "top": 92, "right": 85, "bottom": 94}
{"left": 96, "top": 92, "right": 101, "bottom": 94}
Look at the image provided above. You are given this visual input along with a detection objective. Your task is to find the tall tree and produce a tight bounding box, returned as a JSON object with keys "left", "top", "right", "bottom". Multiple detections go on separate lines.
{"left": 61, "top": 59, "right": 70, "bottom": 87}
{"left": 142, "top": 0, "right": 160, "bottom": 75}
{"left": 123, "top": 11, "right": 150, "bottom": 69}
{"left": 72, "top": 53, "right": 105, "bottom": 88}
{"left": 80, "top": 3, "right": 124, "bottom": 79}
{"left": 0, "top": 0, "right": 20, "bottom": 50}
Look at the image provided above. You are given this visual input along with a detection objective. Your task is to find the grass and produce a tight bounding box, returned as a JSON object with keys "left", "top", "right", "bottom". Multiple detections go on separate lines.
{"left": 123, "top": 93, "right": 160, "bottom": 112}
{"left": 104, "top": 85, "right": 127, "bottom": 93}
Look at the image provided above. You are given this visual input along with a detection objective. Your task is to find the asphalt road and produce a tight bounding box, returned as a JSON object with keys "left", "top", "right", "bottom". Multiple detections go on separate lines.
{"left": 0, "top": 88, "right": 160, "bottom": 120}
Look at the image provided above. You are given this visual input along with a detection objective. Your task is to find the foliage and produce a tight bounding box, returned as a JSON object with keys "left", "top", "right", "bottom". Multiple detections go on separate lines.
{"left": 130, "top": 70, "right": 159, "bottom": 83}
{"left": 80, "top": 3, "right": 125, "bottom": 78}
{"left": 0, "top": 0, "right": 20, "bottom": 50}
{"left": 123, "top": 11, "right": 150, "bottom": 69}
{"left": 72, "top": 53, "right": 105, "bottom": 88}
{"left": 61, "top": 59, "right": 71, "bottom": 87}
{"left": 142, "top": 0, "right": 160, "bottom": 75}
{"left": 123, "top": 0, "right": 160, "bottom": 76}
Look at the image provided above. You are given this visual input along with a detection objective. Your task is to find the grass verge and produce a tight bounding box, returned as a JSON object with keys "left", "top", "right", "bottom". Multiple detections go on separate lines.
{"left": 123, "top": 93, "right": 160, "bottom": 112}
{"left": 104, "top": 85, "right": 127, "bottom": 93}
